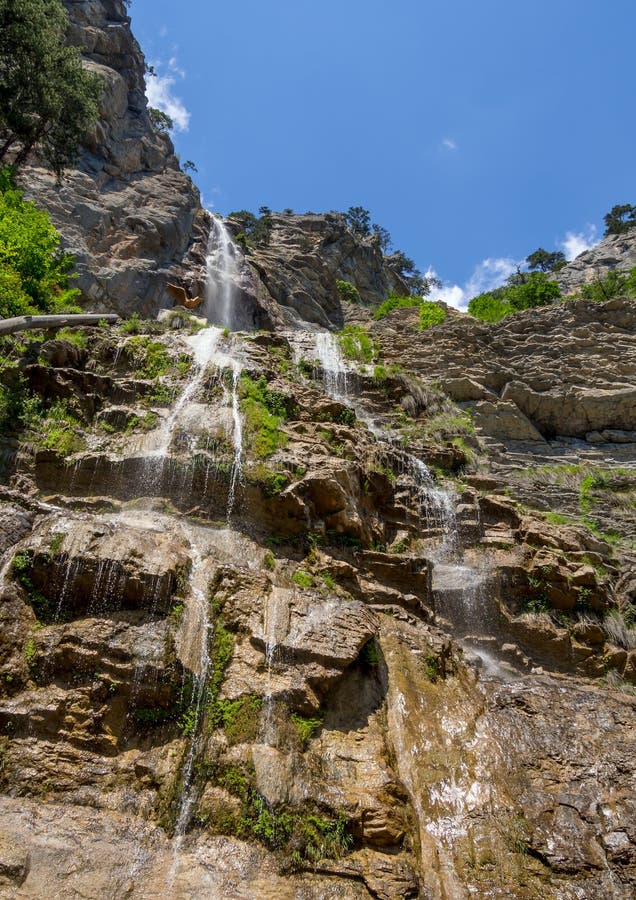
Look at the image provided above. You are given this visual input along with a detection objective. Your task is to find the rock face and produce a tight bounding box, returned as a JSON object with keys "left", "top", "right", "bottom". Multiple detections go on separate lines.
{"left": 0, "top": 298, "right": 635, "bottom": 897}
{"left": 2, "top": 6, "right": 636, "bottom": 898}
{"left": 20, "top": 0, "right": 205, "bottom": 316}
{"left": 238, "top": 212, "right": 410, "bottom": 329}
{"left": 557, "top": 229, "right": 636, "bottom": 296}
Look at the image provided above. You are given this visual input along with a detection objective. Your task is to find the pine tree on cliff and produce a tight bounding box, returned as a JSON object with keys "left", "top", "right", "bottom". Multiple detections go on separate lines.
{"left": 0, "top": 0, "right": 102, "bottom": 179}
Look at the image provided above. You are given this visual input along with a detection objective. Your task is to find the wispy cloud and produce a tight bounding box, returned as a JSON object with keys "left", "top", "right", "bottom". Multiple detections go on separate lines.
{"left": 559, "top": 225, "right": 597, "bottom": 260}
{"left": 441, "top": 137, "right": 458, "bottom": 151}
{"left": 426, "top": 256, "right": 520, "bottom": 311}
{"left": 146, "top": 56, "right": 190, "bottom": 132}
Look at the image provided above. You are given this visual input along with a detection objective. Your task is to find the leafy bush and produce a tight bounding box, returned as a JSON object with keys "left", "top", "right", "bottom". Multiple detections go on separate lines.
{"left": 468, "top": 272, "right": 561, "bottom": 323}
{"left": 337, "top": 325, "right": 379, "bottom": 364}
{"left": 373, "top": 293, "right": 420, "bottom": 320}
{"left": 580, "top": 266, "right": 636, "bottom": 303}
{"left": 419, "top": 300, "right": 446, "bottom": 330}
{"left": 0, "top": 167, "right": 80, "bottom": 317}
{"left": 335, "top": 279, "right": 360, "bottom": 304}
{"left": 239, "top": 374, "right": 289, "bottom": 458}
{"left": 290, "top": 712, "right": 323, "bottom": 745}
{"left": 292, "top": 569, "right": 313, "bottom": 589}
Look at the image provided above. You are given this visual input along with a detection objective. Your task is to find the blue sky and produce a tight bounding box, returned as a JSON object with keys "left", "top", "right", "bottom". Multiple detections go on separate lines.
{"left": 130, "top": 0, "right": 635, "bottom": 308}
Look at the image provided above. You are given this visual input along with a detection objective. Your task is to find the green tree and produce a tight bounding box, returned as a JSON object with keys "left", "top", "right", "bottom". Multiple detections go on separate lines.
{"left": 468, "top": 271, "right": 561, "bottom": 323}
{"left": 0, "top": 0, "right": 102, "bottom": 179}
{"left": 0, "top": 166, "right": 80, "bottom": 317}
{"left": 526, "top": 247, "right": 566, "bottom": 272}
{"left": 345, "top": 206, "right": 371, "bottom": 237}
{"left": 603, "top": 204, "right": 636, "bottom": 237}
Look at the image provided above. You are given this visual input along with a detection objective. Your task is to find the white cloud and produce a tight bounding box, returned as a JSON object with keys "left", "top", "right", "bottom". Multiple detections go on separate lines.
{"left": 146, "top": 56, "right": 190, "bottom": 132}
{"left": 442, "top": 137, "right": 458, "bottom": 151}
{"left": 559, "top": 225, "right": 597, "bottom": 261}
{"left": 426, "top": 256, "right": 520, "bottom": 311}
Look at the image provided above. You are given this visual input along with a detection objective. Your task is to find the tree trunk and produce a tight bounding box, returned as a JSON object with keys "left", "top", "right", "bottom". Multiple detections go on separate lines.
{"left": 0, "top": 314, "right": 119, "bottom": 337}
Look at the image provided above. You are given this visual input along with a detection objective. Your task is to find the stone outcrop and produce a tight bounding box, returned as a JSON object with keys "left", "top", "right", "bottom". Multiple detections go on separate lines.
{"left": 0, "top": 305, "right": 635, "bottom": 897}
{"left": 237, "top": 212, "right": 410, "bottom": 329}
{"left": 20, "top": 0, "right": 205, "bottom": 316}
{"left": 557, "top": 229, "right": 636, "bottom": 296}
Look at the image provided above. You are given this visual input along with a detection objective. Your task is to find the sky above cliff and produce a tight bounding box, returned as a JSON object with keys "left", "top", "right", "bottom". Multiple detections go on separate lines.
{"left": 131, "top": 0, "right": 635, "bottom": 308}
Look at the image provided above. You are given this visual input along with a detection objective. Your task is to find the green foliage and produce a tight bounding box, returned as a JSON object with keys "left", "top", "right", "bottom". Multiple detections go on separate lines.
{"left": 0, "top": 0, "right": 102, "bottom": 178}
{"left": 419, "top": 300, "right": 447, "bottom": 330}
{"left": 262, "top": 550, "right": 275, "bottom": 571}
{"left": 209, "top": 695, "right": 262, "bottom": 745}
{"left": 24, "top": 637, "right": 38, "bottom": 669}
{"left": 468, "top": 272, "right": 561, "bottom": 323}
{"left": 526, "top": 247, "right": 566, "bottom": 272}
{"left": 373, "top": 293, "right": 420, "bottom": 320}
{"left": 148, "top": 107, "right": 173, "bottom": 133}
{"left": 226, "top": 209, "right": 272, "bottom": 249}
{"left": 603, "top": 203, "right": 636, "bottom": 237}
{"left": 31, "top": 398, "right": 85, "bottom": 457}
{"left": 12, "top": 551, "right": 50, "bottom": 621}
{"left": 292, "top": 569, "right": 314, "bottom": 589}
{"left": 337, "top": 325, "right": 379, "bottom": 364}
{"left": 359, "top": 639, "right": 380, "bottom": 667}
{"left": 55, "top": 328, "right": 87, "bottom": 349}
{"left": 239, "top": 375, "right": 288, "bottom": 458}
{"left": 126, "top": 336, "right": 172, "bottom": 379}
{"left": 344, "top": 206, "right": 371, "bottom": 237}
{"left": 247, "top": 464, "right": 289, "bottom": 497}
{"left": 0, "top": 168, "right": 80, "bottom": 317}
{"left": 580, "top": 266, "right": 636, "bottom": 303}
{"left": 335, "top": 279, "right": 361, "bottom": 304}
{"left": 291, "top": 712, "right": 323, "bottom": 745}
{"left": 120, "top": 313, "right": 143, "bottom": 335}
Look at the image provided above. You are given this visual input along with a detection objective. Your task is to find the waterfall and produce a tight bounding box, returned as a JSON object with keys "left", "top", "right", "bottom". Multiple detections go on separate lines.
{"left": 313, "top": 331, "right": 349, "bottom": 401}
{"left": 226, "top": 363, "right": 243, "bottom": 520}
{"left": 168, "top": 532, "right": 212, "bottom": 886}
{"left": 205, "top": 216, "right": 240, "bottom": 330}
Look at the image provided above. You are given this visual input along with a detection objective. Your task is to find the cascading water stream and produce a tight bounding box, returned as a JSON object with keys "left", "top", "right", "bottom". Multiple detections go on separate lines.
{"left": 205, "top": 216, "right": 241, "bottom": 330}
{"left": 226, "top": 363, "right": 243, "bottom": 520}
{"left": 168, "top": 532, "right": 212, "bottom": 887}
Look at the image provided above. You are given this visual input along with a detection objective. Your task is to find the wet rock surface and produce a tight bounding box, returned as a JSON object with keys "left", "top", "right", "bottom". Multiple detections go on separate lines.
{"left": 0, "top": 304, "right": 635, "bottom": 899}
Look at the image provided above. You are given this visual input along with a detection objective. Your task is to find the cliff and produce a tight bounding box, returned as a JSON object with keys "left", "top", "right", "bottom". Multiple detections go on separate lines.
{"left": 1, "top": 3, "right": 636, "bottom": 898}
{"left": 557, "top": 229, "right": 636, "bottom": 296}
{"left": 20, "top": 0, "right": 206, "bottom": 315}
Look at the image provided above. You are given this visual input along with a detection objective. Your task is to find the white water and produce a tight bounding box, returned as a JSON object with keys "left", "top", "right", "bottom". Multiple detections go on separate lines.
{"left": 205, "top": 216, "right": 240, "bottom": 330}
{"left": 153, "top": 327, "right": 223, "bottom": 458}
{"left": 226, "top": 363, "right": 243, "bottom": 520}
{"left": 169, "top": 533, "right": 212, "bottom": 885}
{"left": 313, "top": 331, "right": 349, "bottom": 401}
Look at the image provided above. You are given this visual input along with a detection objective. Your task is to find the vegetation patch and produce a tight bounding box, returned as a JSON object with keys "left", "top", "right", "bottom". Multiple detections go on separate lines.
{"left": 337, "top": 325, "right": 379, "bottom": 364}
{"left": 0, "top": 167, "right": 81, "bottom": 319}
{"left": 209, "top": 695, "right": 262, "bottom": 745}
{"left": 12, "top": 551, "right": 51, "bottom": 621}
{"left": 335, "top": 279, "right": 361, "bottom": 304}
{"left": 126, "top": 336, "right": 173, "bottom": 379}
{"left": 239, "top": 374, "right": 289, "bottom": 458}
{"left": 468, "top": 272, "right": 561, "bottom": 323}
{"left": 290, "top": 712, "right": 323, "bottom": 746}
{"left": 419, "top": 300, "right": 447, "bottom": 330}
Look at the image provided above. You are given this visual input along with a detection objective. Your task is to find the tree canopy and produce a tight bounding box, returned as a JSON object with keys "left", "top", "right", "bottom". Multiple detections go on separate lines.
{"left": 0, "top": 167, "right": 80, "bottom": 318}
{"left": 526, "top": 247, "right": 566, "bottom": 272}
{"left": 0, "top": 0, "right": 102, "bottom": 179}
{"left": 468, "top": 271, "right": 561, "bottom": 323}
{"left": 603, "top": 204, "right": 636, "bottom": 237}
